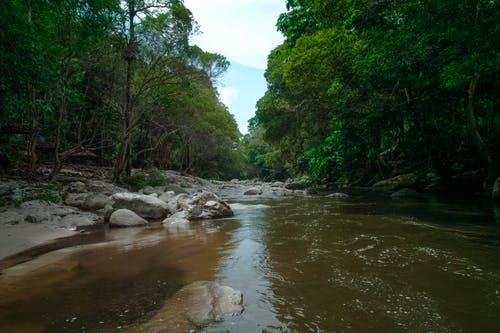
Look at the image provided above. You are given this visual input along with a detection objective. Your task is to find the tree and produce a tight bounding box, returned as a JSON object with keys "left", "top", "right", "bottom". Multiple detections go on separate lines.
{"left": 255, "top": 0, "right": 499, "bottom": 189}
{"left": 113, "top": 0, "right": 192, "bottom": 181}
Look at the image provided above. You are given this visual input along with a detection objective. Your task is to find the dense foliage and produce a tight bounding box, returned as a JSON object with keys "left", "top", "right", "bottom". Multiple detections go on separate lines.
{"left": 253, "top": 0, "right": 499, "bottom": 191}
{"left": 0, "top": 0, "right": 240, "bottom": 180}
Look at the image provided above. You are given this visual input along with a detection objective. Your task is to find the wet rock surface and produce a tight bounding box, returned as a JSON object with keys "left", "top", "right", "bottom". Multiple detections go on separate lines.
{"left": 0, "top": 171, "right": 308, "bottom": 260}
{"left": 128, "top": 281, "right": 243, "bottom": 332}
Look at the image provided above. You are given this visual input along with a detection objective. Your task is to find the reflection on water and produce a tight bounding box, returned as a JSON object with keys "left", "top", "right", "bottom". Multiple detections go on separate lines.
{"left": 210, "top": 196, "right": 500, "bottom": 333}
{"left": 1, "top": 195, "right": 499, "bottom": 332}
{"left": 0, "top": 222, "right": 237, "bottom": 332}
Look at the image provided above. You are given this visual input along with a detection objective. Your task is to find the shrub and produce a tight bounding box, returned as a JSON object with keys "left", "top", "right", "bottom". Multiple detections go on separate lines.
{"left": 121, "top": 169, "right": 167, "bottom": 192}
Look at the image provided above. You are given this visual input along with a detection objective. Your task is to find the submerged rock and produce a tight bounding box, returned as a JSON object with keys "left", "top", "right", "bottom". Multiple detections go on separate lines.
{"left": 181, "top": 281, "right": 243, "bottom": 326}
{"left": 130, "top": 281, "right": 243, "bottom": 332}
{"left": 109, "top": 209, "right": 148, "bottom": 227}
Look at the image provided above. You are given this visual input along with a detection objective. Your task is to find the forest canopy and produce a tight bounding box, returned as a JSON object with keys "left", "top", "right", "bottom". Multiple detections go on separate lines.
{"left": 1, "top": 0, "right": 499, "bottom": 192}
{"left": 248, "top": 0, "right": 499, "bottom": 191}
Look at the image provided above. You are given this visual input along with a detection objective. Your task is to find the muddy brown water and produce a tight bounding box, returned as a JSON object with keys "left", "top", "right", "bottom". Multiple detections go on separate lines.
{"left": 1, "top": 194, "right": 500, "bottom": 332}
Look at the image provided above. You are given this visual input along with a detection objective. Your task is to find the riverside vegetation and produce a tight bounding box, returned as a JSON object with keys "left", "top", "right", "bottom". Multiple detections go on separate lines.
{"left": 1, "top": 2, "right": 499, "bottom": 332}
{"left": 0, "top": 0, "right": 499, "bottom": 197}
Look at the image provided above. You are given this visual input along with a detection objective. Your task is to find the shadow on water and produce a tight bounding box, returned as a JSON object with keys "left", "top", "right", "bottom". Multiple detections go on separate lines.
{"left": 0, "top": 267, "right": 184, "bottom": 333}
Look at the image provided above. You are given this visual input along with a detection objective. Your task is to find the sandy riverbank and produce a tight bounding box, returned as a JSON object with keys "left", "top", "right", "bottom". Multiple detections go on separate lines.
{"left": 0, "top": 222, "right": 76, "bottom": 260}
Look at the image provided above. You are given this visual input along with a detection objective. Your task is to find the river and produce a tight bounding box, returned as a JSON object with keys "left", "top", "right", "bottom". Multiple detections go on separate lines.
{"left": 1, "top": 193, "right": 499, "bottom": 332}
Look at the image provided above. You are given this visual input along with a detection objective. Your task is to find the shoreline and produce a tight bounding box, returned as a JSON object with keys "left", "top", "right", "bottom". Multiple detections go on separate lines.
{"left": 0, "top": 222, "right": 77, "bottom": 262}
{"left": 0, "top": 169, "right": 308, "bottom": 265}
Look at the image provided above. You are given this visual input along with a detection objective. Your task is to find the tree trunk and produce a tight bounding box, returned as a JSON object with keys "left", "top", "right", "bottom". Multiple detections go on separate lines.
{"left": 28, "top": 129, "right": 38, "bottom": 174}
{"left": 465, "top": 74, "right": 492, "bottom": 182}
{"left": 50, "top": 74, "right": 68, "bottom": 179}
{"left": 113, "top": 4, "right": 136, "bottom": 182}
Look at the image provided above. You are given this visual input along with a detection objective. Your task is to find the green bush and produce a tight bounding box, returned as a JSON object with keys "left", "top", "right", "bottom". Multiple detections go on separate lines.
{"left": 122, "top": 172, "right": 149, "bottom": 192}
{"left": 147, "top": 169, "right": 167, "bottom": 187}
{"left": 121, "top": 169, "right": 166, "bottom": 192}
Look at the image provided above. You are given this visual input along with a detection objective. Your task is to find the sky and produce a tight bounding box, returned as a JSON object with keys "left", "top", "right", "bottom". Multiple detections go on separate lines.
{"left": 183, "top": 0, "right": 286, "bottom": 134}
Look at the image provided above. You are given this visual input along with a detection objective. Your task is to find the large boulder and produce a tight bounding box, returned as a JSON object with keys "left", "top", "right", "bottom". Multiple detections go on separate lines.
{"left": 109, "top": 209, "right": 148, "bottom": 227}
{"left": 182, "top": 191, "right": 233, "bottom": 219}
{"left": 82, "top": 193, "right": 110, "bottom": 211}
{"left": 493, "top": 177, "right": 500, "bottom": 202}
{"left": 372, "top": 173, "right": 419, "bottom": 192}
{"left": 111, "top": 192, "right": 171, "bottom": 219}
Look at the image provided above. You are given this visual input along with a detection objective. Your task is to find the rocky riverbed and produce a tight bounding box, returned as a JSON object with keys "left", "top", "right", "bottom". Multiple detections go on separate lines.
{"left": 0, "top": 169, "right": 315, "bottom": 260}
{"left": 0, "top": 169, "right": 313, "bottom": 332}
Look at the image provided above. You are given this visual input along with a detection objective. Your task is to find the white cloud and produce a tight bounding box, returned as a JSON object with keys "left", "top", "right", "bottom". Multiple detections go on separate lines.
{"left": 218, "top": 87, "right": 240, "bottom": 107}
{"left": 184, "top": 0, "right": 285, "bottom": 69}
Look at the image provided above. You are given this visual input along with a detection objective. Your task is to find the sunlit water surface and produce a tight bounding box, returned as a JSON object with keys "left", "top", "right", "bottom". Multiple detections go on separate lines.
{"left": 1, "top": 194, "right": 499, "bottom": 332}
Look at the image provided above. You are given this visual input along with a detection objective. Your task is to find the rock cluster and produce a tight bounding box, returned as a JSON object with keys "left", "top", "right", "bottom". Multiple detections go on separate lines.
{"left": 214, "top": 178, "right": 308, "bottom": 198}
{"left": 0, "top": 176, "right": 234, "bottom": 232}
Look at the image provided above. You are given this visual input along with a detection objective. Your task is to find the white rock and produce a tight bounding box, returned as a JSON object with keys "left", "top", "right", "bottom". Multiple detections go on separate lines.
{"left": 109, "top": 209, "right": 148, "bottom": 227}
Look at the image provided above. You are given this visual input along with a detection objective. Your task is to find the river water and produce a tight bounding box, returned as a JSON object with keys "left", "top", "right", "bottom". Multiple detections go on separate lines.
{"left": 1, "top": 193, "right": 499, "bottom": 332}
